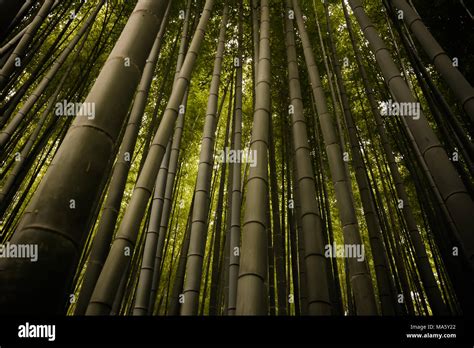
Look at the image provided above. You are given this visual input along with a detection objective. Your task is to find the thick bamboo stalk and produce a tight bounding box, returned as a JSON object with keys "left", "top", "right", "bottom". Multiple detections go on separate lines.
{"left": 0, "top": 0, "right": 169, "bottom": 315}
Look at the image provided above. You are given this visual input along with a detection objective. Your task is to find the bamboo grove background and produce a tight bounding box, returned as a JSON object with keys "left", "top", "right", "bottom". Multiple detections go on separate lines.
{"left": 0, "top": 0, "right": 473, "bottom": 316}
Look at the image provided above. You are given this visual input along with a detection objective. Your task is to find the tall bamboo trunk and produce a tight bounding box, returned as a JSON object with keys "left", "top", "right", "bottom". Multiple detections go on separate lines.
{"left": 150, "top": 87, "right": 189, "bottom": 308}
{"left": 181, "top": 4, "right": 229, "bottom": 315}
{"left": 268, "top": 116, "right": 287, "bottom": 315}
{"left": 209, "top": 82, "right": 233, "bottom": 315}
{"left": 86, "top": 0, "right": 215, "bottom": 315}
{"left": 147, "top": 0, "right": 195, "bottom": 313}
{"left": 236, "top": 0, "right": 271, "bottom": 316}
{"left": 132, "top": 0, "right": 192, "bottom": 316}
{"left": 227, "top": 0, "right": 243, "bottom": 317}
{"left": 342, "top": 1, "right": 419, "bottom": 315}
{"left": 73, "top": 5, "right": 170, "bottom": 315}
{"left": 322, "top": 0, "right": 395, "bottom": 315}
{"left": 166, "top": 193, "right": 194, "bottom": 315}
{"left": 284, "top": 0, "right": 332, "bottom": 315}
{"left": 292, "top": 0, "right": 378, "bottom": 315}
{"left": 132, "top": 141, "right": 172, "bottom": 315}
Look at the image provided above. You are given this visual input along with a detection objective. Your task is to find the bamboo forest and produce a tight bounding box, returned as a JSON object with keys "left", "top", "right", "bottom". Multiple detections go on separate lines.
{"left": 0, "top": 0, "right": 473, "bottom": 329}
